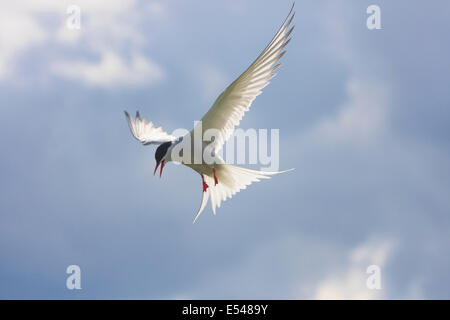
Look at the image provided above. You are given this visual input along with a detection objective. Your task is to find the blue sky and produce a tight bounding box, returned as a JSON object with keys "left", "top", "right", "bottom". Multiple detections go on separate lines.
{"left": 1, "top": 0, "right": 449, "bottom": 299}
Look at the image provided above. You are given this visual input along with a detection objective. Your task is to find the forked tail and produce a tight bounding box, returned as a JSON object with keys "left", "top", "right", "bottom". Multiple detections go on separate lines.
{"left": 193, "top": 164, "right": 294, "bottom": 223}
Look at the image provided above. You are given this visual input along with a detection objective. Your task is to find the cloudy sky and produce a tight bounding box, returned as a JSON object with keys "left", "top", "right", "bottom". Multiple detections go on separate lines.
{"left": 1, "top": 0, "right": 449, "bottom": 299}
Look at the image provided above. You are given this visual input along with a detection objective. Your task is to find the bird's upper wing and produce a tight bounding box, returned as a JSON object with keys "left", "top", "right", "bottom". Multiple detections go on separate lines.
{"left": 124, "top": 111, "right": 177, "bottom": 145}
{"left": 192, "top": 4, "right": 294, "bottom": 153}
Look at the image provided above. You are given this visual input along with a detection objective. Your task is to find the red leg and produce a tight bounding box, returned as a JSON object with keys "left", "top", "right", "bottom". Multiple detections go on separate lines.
{"left": 201, "top": 174, "right": 209, "bottom": 192}
{"left": 212, "top": 168, "right": 218, "bottom": 185}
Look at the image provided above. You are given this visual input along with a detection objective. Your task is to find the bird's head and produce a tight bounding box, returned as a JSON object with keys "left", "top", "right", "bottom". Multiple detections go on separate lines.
{"left": 154, "top": 141, "right": 172, "bottom": 177}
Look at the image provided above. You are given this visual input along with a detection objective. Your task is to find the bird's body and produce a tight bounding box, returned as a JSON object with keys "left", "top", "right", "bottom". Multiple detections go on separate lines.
{"left": 125, "top": 5, "right": 295, "bottom": 222}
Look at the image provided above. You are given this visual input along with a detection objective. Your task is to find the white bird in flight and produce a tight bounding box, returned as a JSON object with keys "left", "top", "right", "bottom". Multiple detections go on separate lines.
{"left": 125, "top": 5, "right": 295, "bottom": 222}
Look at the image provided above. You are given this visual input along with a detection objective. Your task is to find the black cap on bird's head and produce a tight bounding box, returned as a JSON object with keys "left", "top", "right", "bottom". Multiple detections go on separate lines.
{"left": 154, "top": 141, "right": 172, "bottom": 177}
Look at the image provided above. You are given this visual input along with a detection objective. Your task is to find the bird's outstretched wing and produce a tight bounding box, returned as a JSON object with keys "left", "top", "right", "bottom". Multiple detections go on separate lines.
{"left": 124, "top": 111, "right": 176, "bottom": 145}
{"left": 192, "top": 4, "right": 295, "bottom": 153}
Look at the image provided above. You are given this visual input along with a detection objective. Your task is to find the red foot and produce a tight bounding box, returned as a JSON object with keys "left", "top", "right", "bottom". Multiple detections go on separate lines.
{"left": 213, "top": 168, "right": 218, "bottom": 186}
{"left": 201, "top": 174, "right": 209, "bottom": 192}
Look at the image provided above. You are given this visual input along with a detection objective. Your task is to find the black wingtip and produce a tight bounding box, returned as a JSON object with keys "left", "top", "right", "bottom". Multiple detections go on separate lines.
{"left": 289, "top": 2, "right": 295, "bottom": 17}
{"left": 279, "top": 3, "right": 295, "bottom": 32}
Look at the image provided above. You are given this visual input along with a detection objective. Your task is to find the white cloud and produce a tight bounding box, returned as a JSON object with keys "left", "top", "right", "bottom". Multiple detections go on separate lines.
{"left": 305, "top": 78, "right": 389, "bottom": 147}
{"left": 52, "top": 52, "right": 165, "bottom": 87}
{"left": 314, "top": 238, "right": 394, "bottom": 300}
{"left": 0, "top": 0, "right": 167, "bottom": 87}
{"left": 0, "top": 11, "right": 47, "bottom": 78}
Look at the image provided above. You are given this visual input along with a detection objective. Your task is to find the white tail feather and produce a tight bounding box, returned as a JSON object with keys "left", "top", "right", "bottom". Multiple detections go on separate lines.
{"left": 193, "top": 165, "right": 294, "bottom": 223}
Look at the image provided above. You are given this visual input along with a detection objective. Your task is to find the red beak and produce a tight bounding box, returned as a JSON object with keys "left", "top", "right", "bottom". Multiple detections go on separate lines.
{"left": 154, "top": 160, "right": 165, "bottom": 177}
{"left": 154, "top": 161, "right": 160, "bottom": 176}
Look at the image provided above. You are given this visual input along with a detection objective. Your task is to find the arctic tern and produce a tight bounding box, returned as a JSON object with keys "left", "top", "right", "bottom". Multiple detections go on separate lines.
{"left": 125, "top": 4, "right": 295, "bottom": 222}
